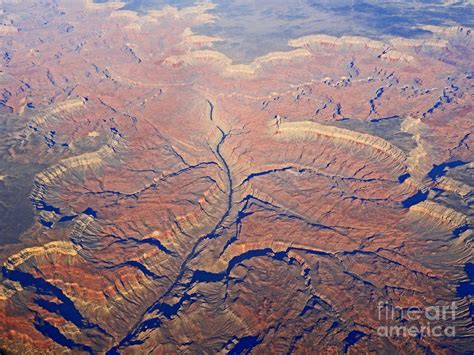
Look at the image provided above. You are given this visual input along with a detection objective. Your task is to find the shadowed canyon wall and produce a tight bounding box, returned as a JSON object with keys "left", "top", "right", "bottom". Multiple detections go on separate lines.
{"left": 0, "top": 0, "right": 472, "bottom": 353}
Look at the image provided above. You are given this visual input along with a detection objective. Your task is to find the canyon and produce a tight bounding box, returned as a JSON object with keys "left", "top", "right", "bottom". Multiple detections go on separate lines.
{"left": 0, "top": 0, "right": 472, "bottom": 353}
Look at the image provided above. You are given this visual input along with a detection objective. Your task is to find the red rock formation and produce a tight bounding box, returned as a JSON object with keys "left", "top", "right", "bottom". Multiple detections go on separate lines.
{"left": 0, "top": 1, "right": 472, "bottom": 354}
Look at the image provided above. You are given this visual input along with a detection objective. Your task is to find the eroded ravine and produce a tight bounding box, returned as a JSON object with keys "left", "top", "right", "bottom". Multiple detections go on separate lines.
{"left": 108, "top": 99, "right": 238, "bottom": 352}
{"left": 0, "top": 1, "right": 472, "bottom": 354}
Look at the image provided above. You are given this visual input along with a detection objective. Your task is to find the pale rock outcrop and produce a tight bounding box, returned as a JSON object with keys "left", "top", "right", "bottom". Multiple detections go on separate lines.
{"left": 275, "top": 120, "right": 407, "bottom": 166}
{"left": 410, "top": 200, "right": 469, "bottom": 227}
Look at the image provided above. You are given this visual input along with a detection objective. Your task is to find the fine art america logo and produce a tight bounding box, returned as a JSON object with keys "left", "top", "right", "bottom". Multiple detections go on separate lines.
{"left": 377, "top": 302, "right": 458, "bottom": 338}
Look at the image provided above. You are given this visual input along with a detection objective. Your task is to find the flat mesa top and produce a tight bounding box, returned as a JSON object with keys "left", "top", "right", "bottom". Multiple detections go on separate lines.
{"left": 119, "top": 0, "right": 474, "bottom": 62}
{"left": 0, "top": 1, "right": 472, "bottom": 354}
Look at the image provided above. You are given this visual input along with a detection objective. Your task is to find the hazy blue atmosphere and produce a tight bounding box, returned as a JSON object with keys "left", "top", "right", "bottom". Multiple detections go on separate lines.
{"left": 97, "top": 0, "right": 474, "bottom": 62}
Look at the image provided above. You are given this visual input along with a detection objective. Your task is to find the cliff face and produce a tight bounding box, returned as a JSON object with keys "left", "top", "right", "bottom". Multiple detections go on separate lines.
{"left": 0, "top": 1, "right": 472, "bottom": 354}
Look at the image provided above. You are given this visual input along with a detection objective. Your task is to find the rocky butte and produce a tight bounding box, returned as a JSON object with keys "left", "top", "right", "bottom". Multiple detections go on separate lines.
{"left": 0, "top": 0, "right": 472, "bottom": 354}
